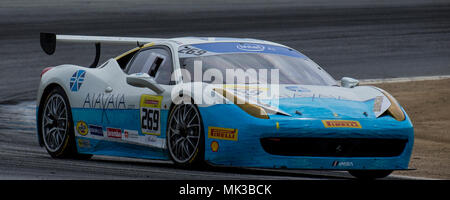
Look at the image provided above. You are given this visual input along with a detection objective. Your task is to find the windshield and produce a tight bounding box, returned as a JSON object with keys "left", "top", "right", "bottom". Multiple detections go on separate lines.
{"left": 178, "top": 42, "right": 336, "bottom": 86}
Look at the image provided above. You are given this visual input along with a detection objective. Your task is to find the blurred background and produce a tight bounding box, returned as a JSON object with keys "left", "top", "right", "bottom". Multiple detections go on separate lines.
{"left": 1, "top": 0, "right": 449, "bottom": 103}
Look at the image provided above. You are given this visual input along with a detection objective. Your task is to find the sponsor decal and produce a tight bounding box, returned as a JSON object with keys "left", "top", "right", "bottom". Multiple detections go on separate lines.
{"left": 123, "top": 129, "right": 139, "bottom": 140}
{"left": 70, "top": 70, "right": 86, "bottom": 92}
{"left": 223, "top": 85, "right": 268, "bottom": 91}
{"left": 208, "top": 127, "right": 238, "bottom": 141}
{"left": 147, "top": 135, "right": 158, "bottom": 142}
{"left": 285, "top": 86, "right": 311, "bottom": 93}
{"left": 140, "top": 95, "right": 163, "bottom": 135}
{"left": 373, "top": 96, "right": 384, "bottom": 112}
{"left": 88, "top": 124, "right": 103, "bottom": 137}
{"left": 178, "top": 46, "right": 208, "bottom": 56}
{"left": 145, "top": 135, "right": 165, "bottom": 148}
{"left": 223, "top": 85, "right": 268, "bottom": 96}
{"left": 83, "top": 93, "right": 126, "bottom": 109}
{"left": 76, "top": 121, "right": 88, "bottom": 136}
{"left": 183, "top": 42, "right": 305, "bottom": 58}
{"left": 211, "top": 141, "right": 219, "bottom": 152}
{"left": 77, "top": 138, "right": 91, "bottom": 148}
{"left": 83, "top": 93, "right": 126, "bottom": 123}
{"left": 332, "top": 161, "right": 354, "bottom": 167}
{"left": 106, "top": 127, "right": 122, "bottom": 138}
{"left": 373, "top": 95, "right": 391, "bottom": 117}
{"left": 322, "top": 120, "right": 362, "bottom": 128}
{"left": 236, "top": 43, "right": 265, "bottom": 52}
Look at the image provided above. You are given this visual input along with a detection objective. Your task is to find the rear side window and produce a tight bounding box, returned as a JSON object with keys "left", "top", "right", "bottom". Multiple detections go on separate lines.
{"left": 126, "top": 47, "right": 174, "bottom": 85}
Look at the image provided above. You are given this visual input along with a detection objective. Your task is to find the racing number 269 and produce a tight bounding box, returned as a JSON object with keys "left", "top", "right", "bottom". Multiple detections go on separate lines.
{"left": 141, "top": 108, "right": 159, "bottom": 133}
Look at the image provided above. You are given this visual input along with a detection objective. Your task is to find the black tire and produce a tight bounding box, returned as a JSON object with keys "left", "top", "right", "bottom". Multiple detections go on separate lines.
{"left": 348, "top": 170, "right": 393, "bottom": 180}
{"left": 40, "top": 86, "right": 92, "bottom": 160}
{"left": 166, "top": 102, "right": 205, "bottom": 168}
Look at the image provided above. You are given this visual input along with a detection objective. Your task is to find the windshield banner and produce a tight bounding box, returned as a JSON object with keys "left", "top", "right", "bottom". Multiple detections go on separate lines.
{"left": 178, "top": 42, "right": 307, "bottom": 58}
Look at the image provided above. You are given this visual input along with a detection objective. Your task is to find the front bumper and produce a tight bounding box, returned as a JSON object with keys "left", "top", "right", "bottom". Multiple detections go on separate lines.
{"left": 199, "top": 104, "right": 414, "bottom": 170}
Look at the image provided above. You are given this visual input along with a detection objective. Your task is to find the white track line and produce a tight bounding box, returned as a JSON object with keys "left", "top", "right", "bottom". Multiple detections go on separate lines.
{"left": 389, "top": 174, "right": 440, "bottom": 180}
{"left": 359, "top": 75, "right": 450, "bottom": 84}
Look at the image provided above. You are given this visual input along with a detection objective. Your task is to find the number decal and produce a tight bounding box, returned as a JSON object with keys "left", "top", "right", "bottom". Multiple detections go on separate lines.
{"left": 140, "top": 95, "right": 163, "bottom": 135}
{"left": 178, "top": 47, "right": 207, "bottom": 56}
{"left": 149, "top": 109, "right": 154, "bottom": 130}
{"left": 141, "top": 109, "right": 147, "bottom": 129}
{"left": 141, "top": 108, "right": 159, "bottom": 132}
{"left": 153, "top": 110, "right": 159, "bottom": 131}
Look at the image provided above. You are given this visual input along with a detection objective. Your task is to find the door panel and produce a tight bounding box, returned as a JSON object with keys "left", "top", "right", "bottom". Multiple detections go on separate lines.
{"left": 122, "top": 46, "right": 175, "bottom": 150}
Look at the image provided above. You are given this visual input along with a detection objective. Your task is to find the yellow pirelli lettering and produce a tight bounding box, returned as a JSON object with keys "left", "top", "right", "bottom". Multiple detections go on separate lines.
{"left": 208, "top": 127, "right": 238, "bottom": 141}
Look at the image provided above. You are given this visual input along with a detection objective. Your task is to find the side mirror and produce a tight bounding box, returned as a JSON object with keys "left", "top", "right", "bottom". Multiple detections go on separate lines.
{"left": 341, "top": 77, "right": 359, "bottom": 88}
{"left": 126, "top": 73, "right": 165, "bottom": 94}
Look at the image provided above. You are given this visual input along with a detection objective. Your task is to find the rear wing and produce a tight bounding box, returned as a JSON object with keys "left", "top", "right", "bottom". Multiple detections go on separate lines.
{"left": 40, "top": 33, "right": 162, "bottom": 68}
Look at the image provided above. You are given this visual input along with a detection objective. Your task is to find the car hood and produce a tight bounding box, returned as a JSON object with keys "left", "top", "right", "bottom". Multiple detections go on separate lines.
{"left": 214, "top": 84, "right": 392, "bottom": 119}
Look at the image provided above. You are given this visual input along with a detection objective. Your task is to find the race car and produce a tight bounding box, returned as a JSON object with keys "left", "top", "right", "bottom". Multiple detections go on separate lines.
{"left": 37, "top": 33, "right": 414, "bottom": 179}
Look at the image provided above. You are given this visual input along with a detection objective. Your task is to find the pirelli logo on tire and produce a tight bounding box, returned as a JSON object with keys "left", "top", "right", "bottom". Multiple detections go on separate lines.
{"left": 208, "top": 127, "right": 238, "bottom": 141}
{"left": 322, "top": 120, "right": 362, "bottom": 128}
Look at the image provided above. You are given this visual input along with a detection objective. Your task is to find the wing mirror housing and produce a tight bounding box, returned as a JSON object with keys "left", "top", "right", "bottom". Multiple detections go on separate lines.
{"left": 126, "top": 73, "right": 165, "bottom": 94}
{"left": 341, "top": 77, "right": 359, "bottom": 88}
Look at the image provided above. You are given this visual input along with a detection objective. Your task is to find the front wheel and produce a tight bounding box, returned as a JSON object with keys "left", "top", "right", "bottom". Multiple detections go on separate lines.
{"left": 348, "top": 170, "right": 393, "bottom": 180}
{"left": 166, "top": 103, "right": 204, "bottom": 167}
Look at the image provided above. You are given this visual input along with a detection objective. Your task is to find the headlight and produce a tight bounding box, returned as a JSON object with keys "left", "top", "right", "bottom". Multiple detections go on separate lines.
{"left": 214, "top": 88, "right": 269, "bottom": 119}
{"left": 379, "top": 89, "right": 405, "bottom": 121}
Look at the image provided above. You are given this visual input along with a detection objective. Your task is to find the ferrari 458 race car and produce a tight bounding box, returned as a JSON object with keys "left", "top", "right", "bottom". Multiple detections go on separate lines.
{"left": 37, "top": 33, "right": 413, "bottom": 179}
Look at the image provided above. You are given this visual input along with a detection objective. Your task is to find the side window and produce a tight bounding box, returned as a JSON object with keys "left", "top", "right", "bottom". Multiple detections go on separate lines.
{"left": 126, "top": 47, "right": 174, "bottom": 85}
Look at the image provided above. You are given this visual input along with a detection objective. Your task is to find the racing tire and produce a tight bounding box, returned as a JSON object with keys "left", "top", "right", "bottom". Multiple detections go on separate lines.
{"left": 40, "top": 86, "right": 93, "bottom": 160}
{"left": 166, "top": 102, "right": 205, "bottom": 168}
{"left": 348, "top": 170, "right": 393, "bottom": 180}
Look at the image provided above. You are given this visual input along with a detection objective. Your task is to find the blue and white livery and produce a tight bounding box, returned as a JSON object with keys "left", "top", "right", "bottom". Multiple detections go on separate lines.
{"left": 36, "top": 33, "right": 413, "bottom": 179}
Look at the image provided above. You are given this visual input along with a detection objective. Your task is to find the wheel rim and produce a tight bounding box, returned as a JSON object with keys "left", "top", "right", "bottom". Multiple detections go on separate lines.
{"left": 167, "top": 103, "right": 201, "bottom": 163}
{"left": 42, "top": 94, "right": 68, "bottom": 152}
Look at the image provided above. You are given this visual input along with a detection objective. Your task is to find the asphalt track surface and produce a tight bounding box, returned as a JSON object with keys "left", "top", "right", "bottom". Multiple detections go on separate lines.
{"left": 0, "top": 0, "right": 449, "bottom": 179}
{"left": 0, "top": 101, "right": 422, "bottom": 180}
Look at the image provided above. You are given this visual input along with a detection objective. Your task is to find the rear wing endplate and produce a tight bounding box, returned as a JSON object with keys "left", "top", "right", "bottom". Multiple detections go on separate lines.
{"left": 40, "top": 33, "right": 162, "bottom": 68}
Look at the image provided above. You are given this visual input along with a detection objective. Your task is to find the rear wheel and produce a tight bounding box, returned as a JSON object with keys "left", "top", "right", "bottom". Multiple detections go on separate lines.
{"left": 166, "top": 102, "right": 204, "bottom": 167}
{"left": 40, "top": 86, "right": 92, "bottom": 159}
{"left": 348, "top": 170, "right": 393, "bottom": 180}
